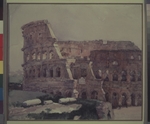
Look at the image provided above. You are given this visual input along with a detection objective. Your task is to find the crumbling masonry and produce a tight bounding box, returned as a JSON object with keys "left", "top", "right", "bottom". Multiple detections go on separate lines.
{"left": 21, "top": 20, "right": 142, "bottom": 108}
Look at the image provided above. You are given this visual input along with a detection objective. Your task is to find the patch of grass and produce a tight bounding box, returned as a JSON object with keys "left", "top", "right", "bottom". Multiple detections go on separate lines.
{"left": 11, "top": 101, "right": 23, "bottom": 107}
{"left": 28, "top": 111, "right": 72, "bottom": 120}
{"left": 75, "top": 99, "right": 101, "bottom": 120}
{"left": 37, "top": 94, "right": 64, "bottom": 104}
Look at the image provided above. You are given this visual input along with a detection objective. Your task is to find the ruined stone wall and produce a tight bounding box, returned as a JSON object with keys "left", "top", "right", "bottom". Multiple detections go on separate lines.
{"left": 56, "top": 40, "right": 140, "bottom": 58}
{"left": 21, "top": 20, "right": 73, "bottom": 93}
{"left": 21, "top": 20, "right": 142, "bottom": 106}
{"left": 21, "top": 20, "right": 56, "bottom": 48}
{"left": 23, "top": 60, "right": 70, "bottom": 82}
{"left": 70, "top": 58, "right": 90, "bottom": 79}
{"left": 89, "top": 50, "right": 142, "bottom": 107}
{"left": 90, "top": 50, "right": 142, "bottom": 82}
{"left": 23, "top": 78, "right": 74, "bottom": 97}
{"left": 76, "top": 79, "right": 104, "bottom": 101}
{"left": 103, "top": 82, "right": 142, "bottom": 107}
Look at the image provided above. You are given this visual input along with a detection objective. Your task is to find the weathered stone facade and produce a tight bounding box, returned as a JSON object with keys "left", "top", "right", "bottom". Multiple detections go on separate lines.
{"left": 89, "top": 50, "right": 142, "bottom": 108}
{"left": 21, "top": 20, "right": 142, "bottom": 108}
{"left": 21, "top": 20, "right": 74, "bottom": 97}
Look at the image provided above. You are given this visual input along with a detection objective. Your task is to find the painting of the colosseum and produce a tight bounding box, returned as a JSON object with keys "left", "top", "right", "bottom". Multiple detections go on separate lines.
{"left": 8, "top": 4, "right": 143, "bottom": 121}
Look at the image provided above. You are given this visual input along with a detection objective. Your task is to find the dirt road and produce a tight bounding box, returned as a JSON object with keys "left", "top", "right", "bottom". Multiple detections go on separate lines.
{"left": 113, "top": 106, "right": 142, "bottom": 120}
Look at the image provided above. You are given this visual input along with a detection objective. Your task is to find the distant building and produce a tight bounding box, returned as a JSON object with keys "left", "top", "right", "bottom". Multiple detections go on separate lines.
{"left": 21, "top": 20, "right": 142, "bottom": 108}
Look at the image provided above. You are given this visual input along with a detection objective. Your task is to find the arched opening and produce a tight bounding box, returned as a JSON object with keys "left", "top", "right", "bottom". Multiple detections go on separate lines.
{"left": 81, "top": 92, "right": 87, "bottom": 99}
{"left": 56, "top": 67, "right": 61, "bottom": 77}
{"left": 121, "top": 70, "right": 127, "bottom": 81}
{"left": 49, "top": 50, "right": 53, "bottom": 59}
{"left": 112, "top": 61, "right": 118, "bottom": 66}
{"left": 43, "top": 51, "right": 47, "bottom": 60}
{"left": 95, "top": 74, "right": 101, "bottom": 79}
{"left": 130, "top": 55, "right": 134, "bottom": 60}
{"left": 49, "top": 68, "right": 53, "bottom": 77}
{"left": 81, "top": 68, "right": 87, "bottom": 77}
{"left": 29, "top": 69, "right": 32, "bottom": 78}
{"left": 39, "top": 32, "right": 42, "bottom": 36}
{"left": 43, "top": 68, "right": 47, "bottom": 77}
{"left": 27, "top": 54, "right": 30, "bottom": 61}
{"left": 65, "top": 91, "right": 72, "bottom": 97}
{"left": 113, "top": 74, "right": 118, "bottom": 81}
{"left": 122, "top": 93, "right": 127, "bottom": 107}
{"left": 104, "top": 76, "right": 109, "bottom": 81}
{"left": 95, "top": 70, "right": 102, "bottom": 79}
{"left": 91, "top": 91, "right": 98, "bottom": 99}
{"left": 68, "top": 48, "right": 71, "bottom": 53}
{"left": 38, "top": 68, "right": 41, "bottom": 77}
{"left": 131, "top": 93, "right": 136, "bottom": 106}
{"left": 33, "top": 69, "right": 35, "bottom": 78}
{"left": 137, "top": 94, "right": 142, "bottom": 106}
{"left": 30, "top": 34, "right": 32, "bottom": 39}
{"left": 42, "top": 90, "right": 47, "bottom": 93}
{"left": 112, "top": 92, "right": 119, "bottom": 108}
{"left": 130, "top": 71, "right": 136, "bottom": 82}
{"left": 137, "top": 71, "right": 141, "bottom": 81}
{"left": 37, "top": 52, "right": 40, "bottom": 60}
{"left": 24, "top": 70, "right": 28, "bottom": 78}
{"left": 55, "top": 91, "right": 62, "bottom": 97}
{"left": 50, "top": 91, "right": 54, "bottom": 95}
{"left": 32, "top": 53, "right": 36, "bottom": 60}
{"left": 73, "top": 68, "right": 79, "bottom": 79}
{"left": 105, "top": 92, "right": 109, "bottom": 102}
{"left": 70, "top": 63, "right": 75, "bottom": 68}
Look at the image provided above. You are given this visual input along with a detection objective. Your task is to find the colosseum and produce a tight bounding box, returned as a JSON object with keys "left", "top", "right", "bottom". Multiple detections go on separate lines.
{"left": 21, "top": 20, "right": 142, "bottom": 108}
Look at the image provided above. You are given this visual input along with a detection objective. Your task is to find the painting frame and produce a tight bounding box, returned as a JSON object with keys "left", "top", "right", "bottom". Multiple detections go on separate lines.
{"left": 3, "top": 0, "right": 147, "bottom": 124}
{"left": 146, "top": 0, "right": 150, "bottom": 123}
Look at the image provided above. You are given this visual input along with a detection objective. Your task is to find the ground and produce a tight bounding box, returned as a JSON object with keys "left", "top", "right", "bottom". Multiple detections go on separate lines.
{"left": 8, "top": 90, "right": 46, "bottom": 104}
{"left": 9, "top": 103, "right": 82, "bottom": 120}
{"left": 113, "top": 106, "right": 142, "bottom": 120}
{"left": 8, "top": 90, "right": 142, "bottom": 121}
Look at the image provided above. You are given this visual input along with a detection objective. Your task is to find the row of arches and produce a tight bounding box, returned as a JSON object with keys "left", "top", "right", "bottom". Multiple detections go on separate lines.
{"left": 79, "top": 90, "right": 99, "bottom": 100}
{"left": 42, "top": 90, "right": 73, "bottom": 98}
{"left": 24, "top": 66, "right": 61, "bottom": 79}
{"left": 78, "top": 91, "right": 142, "bottom": 108}
{"left": 96, "top": 53, "right": 141, "bottom": 61}
{"left": 130, "top": 55, "right": 141, "bottom": 60}
{"left": 25, "top": 50, "right": 54, "bottom": 62}
{"left": 96, "top": 70, "right": 141, "bottom": 82}
{"left": 105, "top": 92, "right": 142, "bottom": 108}
{"left": 44, "top": 90, "right": 98, "bottom": 99}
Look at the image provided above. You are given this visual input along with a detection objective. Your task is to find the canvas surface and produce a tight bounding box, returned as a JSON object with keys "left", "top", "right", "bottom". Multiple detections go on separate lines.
{"left": 5, "top": 1, "right": 145, "bottom": 123}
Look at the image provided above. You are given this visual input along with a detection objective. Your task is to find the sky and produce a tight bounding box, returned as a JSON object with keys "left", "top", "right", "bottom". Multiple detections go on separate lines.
{"left": 8, "top": 4, "right": 142, "bottom": 72}
{"left": 147, "top": 4, "right": 150, "bottom": 16}
{"left": 147, "top": 4, "right": 150, "bottom": 27}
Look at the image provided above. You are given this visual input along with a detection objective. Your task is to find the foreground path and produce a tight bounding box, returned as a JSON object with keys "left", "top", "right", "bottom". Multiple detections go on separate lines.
{"left": 113, "top": 106, "right": 142, "bottom": 120}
